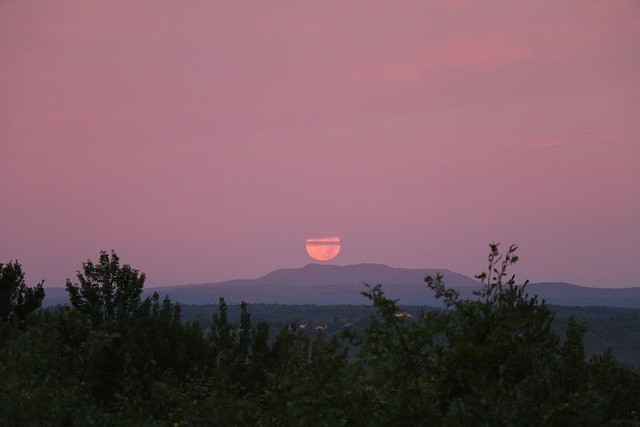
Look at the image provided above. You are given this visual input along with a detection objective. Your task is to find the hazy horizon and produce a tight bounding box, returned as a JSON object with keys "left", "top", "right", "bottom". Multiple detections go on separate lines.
{"left": 2, "top": 1, "right": 638, "bottom": 289}
{"left": 36, "top": 261, "right": 640, "bottom": 290}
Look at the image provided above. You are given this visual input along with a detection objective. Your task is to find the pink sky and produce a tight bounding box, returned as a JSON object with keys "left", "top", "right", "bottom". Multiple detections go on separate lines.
{"left": 2, "top": 1, "right": 639, "bottom": 288}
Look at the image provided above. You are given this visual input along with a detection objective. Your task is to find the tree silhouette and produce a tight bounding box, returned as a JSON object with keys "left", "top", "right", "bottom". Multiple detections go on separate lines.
{"left": 0, "top": 261, "right": 45, "bottom": 323}
{"left": 66, "top": 250, "right": 145, "bottom": 326}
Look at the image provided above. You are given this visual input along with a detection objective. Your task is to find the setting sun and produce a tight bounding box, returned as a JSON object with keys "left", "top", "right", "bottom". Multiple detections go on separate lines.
{"left": 305, "top": 234, "right": 341, "bottom": 261}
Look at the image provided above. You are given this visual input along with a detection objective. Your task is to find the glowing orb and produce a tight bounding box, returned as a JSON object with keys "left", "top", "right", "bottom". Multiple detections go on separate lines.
{"left": 305, "top": 233, "right": 341, "bottom": 261}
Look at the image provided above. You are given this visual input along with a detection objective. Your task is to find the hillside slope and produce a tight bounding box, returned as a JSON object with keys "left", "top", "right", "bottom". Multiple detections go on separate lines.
{"left": 43, "top": 263, "right": 640, "bottom": 308}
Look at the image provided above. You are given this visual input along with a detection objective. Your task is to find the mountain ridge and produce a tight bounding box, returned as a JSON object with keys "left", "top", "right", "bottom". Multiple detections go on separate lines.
{"left": 42, "top": 263, "right": 640, "bottom": 308}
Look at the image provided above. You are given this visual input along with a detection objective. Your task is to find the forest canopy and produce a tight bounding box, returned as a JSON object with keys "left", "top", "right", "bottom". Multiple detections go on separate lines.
{"left": 1, "top": 245, "right": 639, "bottom": 426}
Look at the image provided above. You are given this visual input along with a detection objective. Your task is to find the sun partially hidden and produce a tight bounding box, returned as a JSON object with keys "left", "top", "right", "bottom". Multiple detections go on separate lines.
{"left": 305, "top": 233, "right": 341, "bottom": 261}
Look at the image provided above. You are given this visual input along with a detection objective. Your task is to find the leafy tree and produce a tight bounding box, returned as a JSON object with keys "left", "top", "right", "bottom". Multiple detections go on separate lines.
{"left": 426, "top": 243, "right": 559, "bottom": 424}
{"left": 0, "top": 261, "right": 45, "bottom": 323}
{"left": 0, "top": 305, "right": 106, "bottom": 426}
{"left": 66, "top": 250, "right": 145, "bottom": 326}
{"left": 348, "top": 284, "right": 444, "bottom": 424}
{"left": 132, "top": 292, "right": 208, "bottom": 381}
{"left": 352, "top": 243, "right": 640, "bottom": 426}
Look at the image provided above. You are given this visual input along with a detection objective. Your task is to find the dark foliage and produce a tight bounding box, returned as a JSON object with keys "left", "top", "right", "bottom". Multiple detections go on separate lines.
{"left": 0, "top": 261, "right": 45, "bottom": 324}
{"left": 66, "top": 250, "right": 145, "bottom": 326}
{"left": 1, "top": 246, "right": 639, "bottom": 426}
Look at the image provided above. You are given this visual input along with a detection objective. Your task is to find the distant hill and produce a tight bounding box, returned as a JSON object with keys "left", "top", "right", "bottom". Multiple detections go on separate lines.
{"left": 42, "top": 263, "right": 640, "bottom": 308}
{"left": 141, "top": 263, "right": 480, "bottom": 306}
{"left": 526, "top": 282, "right": 640, "bottom": 308}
